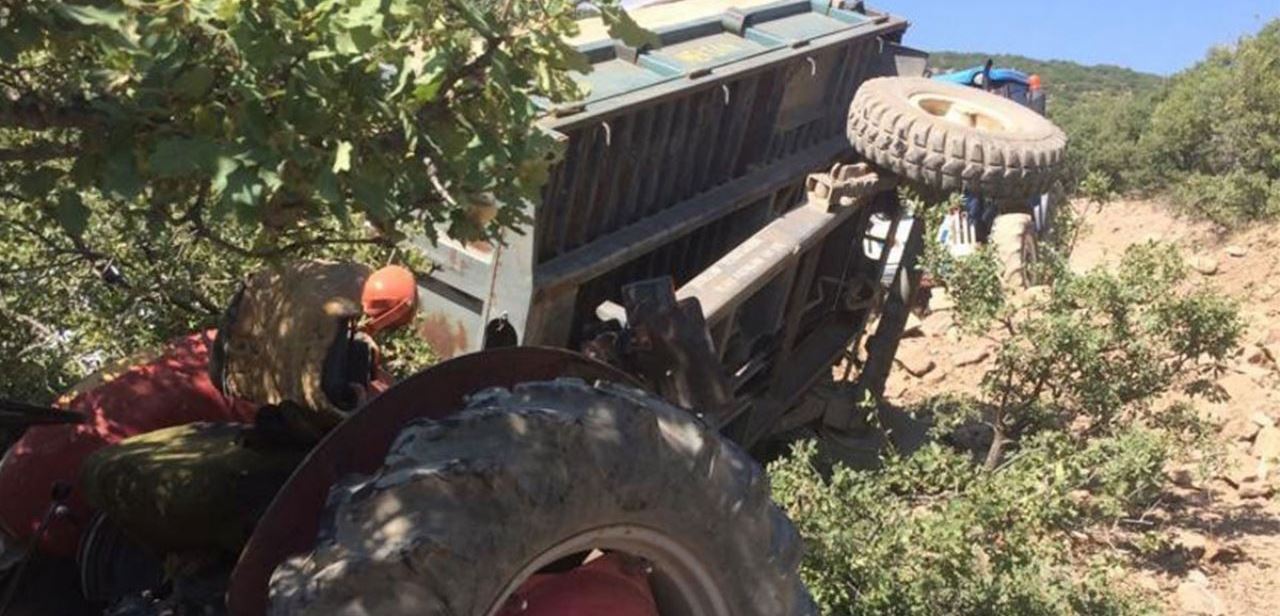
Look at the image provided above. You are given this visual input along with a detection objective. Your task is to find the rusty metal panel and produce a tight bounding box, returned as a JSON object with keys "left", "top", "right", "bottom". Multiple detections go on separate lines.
{"left": 532, "top": 3, "right": 906, "bottom": 266}
{"left": 415, "top": 0, "right": 908, "bottom": 360}
{"left": 677, "top": 199, "right": 857, "bottom": 325}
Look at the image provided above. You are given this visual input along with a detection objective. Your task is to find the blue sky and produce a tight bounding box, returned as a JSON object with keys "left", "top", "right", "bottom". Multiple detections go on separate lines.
{"left": 882, "top": 0, "right": 1279, "bottom": 75}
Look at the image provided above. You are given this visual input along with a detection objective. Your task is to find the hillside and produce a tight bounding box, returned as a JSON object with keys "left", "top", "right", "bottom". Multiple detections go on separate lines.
{"left": 928, "top": 51, "right": 1166, "bottom": 109}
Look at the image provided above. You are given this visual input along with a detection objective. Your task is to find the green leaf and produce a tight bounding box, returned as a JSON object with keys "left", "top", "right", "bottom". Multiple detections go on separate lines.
{"left": 332, "top": 141, "right": 353, "bottom": 173}
{"left": 18, "top": 167, "right": 63, "bottom": 199}
{"left": 345, "top": 0, "right": 385, "bottom": 29}
{"left": 314, "top": 169, "right": 342, "bottom": 203}
{"left": 210, "top": 155, "right": 241, "bottom": 201}
{"left": 54, "top": 191, "right": 90, "bottom": 237}
{"left": 562, "top": 48, "right": 593, "bottom": 75}
{"left": 218, "top": 166, "right": 264, "bottom": 222}
{"left": 173, "top": 66, "right": 216, "bottom": 100}
{"left": 451, "top": 1, "right": 495, "bottom": 37}
{"left": 101, "top": 151, "right": 143, "bottom": 200}
{"left": 600, "top": 7, "right": 660, "bottom": 50}
{"left": 350, "top": 169, "right": 394, "bottom": 223}
{"left": 314, "top": 170, "right": 349, "bottom": 221}
{"left": 54, "top": 2, "right": 128, "bottom": 31}
{"left": 148, "top": 138, "right": 220, "bottom": 177}
{"left": 214, "top": 0, "right": 241, "bottom": 21}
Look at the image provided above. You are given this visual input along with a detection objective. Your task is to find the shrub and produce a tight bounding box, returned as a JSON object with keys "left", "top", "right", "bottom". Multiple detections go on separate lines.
{"left": 1172, "top": 171, "right": 1280, "bottom": 227}
{"left": 0, "top": 1, "right": 647, "bottom": 402}
{"left": 995, "top": 245, "right": 1235, "bottom": 460}
{"left": 771, "top": 235, "right": 1239, "bottom": 614}
{"left": 1055, "top": 91, "right": 1163, "bottom": 193}
{"left": 770, "top": 436, "right": 1156, "bottom": 616}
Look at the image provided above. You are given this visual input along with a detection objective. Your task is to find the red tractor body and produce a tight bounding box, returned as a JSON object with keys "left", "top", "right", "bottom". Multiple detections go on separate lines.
{"left": 0, "top": 333, "right": 254, "bottom": 558}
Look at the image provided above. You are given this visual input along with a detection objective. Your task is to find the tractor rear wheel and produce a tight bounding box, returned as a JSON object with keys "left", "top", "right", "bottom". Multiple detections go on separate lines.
{"left": 990, "top": 213, "right": 1040, "bottom": 287}
{"left": 268, "top": 379, "right": 813, "bottom": 616}
{"left": 847, "top": 77, "right": 1067, "bottom": 199}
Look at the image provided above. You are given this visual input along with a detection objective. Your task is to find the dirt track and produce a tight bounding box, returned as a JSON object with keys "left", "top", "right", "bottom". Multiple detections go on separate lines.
{"left": 886, "top": 200, "right": 1280, "bottom": 615}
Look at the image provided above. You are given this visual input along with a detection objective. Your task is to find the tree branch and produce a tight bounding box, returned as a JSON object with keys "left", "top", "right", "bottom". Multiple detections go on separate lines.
{"left": 0, "top": 141, "right": 77, "bottom": 162}
{"left": 184, "top": 198, "right": 390, "bottom": 259}
{"left": 0, "top": 96, "right": 100, "bottom": 130}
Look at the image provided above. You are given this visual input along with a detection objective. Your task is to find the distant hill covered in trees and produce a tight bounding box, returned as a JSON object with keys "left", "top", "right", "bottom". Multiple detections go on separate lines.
{"left": 928, "top": 52, "right": 1166, "bottom": 110}
{"left": 930, "top": 19, "right": 1280, "bottom": 227}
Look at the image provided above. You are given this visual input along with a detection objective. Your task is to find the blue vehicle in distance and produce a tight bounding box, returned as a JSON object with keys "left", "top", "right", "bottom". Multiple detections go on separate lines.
{"left": 866, "top": 61, "right": 1059, "bottom": 289}
{"left": 933, "top": 62, "right": 1059, "bottom": 285}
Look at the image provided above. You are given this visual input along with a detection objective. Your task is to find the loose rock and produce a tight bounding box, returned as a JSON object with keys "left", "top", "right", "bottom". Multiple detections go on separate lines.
{"left": 1246, "top": 345, "right": 1275, "bottom": 367}
{"left": 918, "top": 311, "right": 954, "bottom": 338}
{"left": 1252, "top": 426, "right": 1280, "bottom": 462}
{"left": 1221, "top": 416, "right": 1262, "bottom": 443}
{"left": 929, "top": 288, "right": 956, "bottom": 312}
{"left": 903, "top": 313, "right": 924, "bottom": 337}
{"left": 1225, "top": 245, "right": 1248, "bottom": 258}
{"left": 952, "top": 347, "right": 991, "bottom": 368}
{"left": 1176, "top": 578, "right": 1224, "bottom": 615}
{"left": 1166, "top": 465, "right": 1198, "bottom": 488}
{"left": 895, "top": 354, "right": 937, "bottom": 378}
{"left": 1221, "top": 448, "right": 1261, "bottom": 487}
{"left": 1238, "top": 481, "right": 1275, "bottom": 500}
{"left": 1217, "top": 373, "right": 1259, "bottom": 400}
{"left": 1191, "top": 256, "right": 1220, "bottom": 276}
{"left": 1173, "top": 530, "right": 1215, "bottom": 563}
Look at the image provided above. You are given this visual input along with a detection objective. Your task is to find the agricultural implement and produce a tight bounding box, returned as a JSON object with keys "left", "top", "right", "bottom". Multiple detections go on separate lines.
{"left": 0, "top": 2, "right": 1065, "bottom": 614}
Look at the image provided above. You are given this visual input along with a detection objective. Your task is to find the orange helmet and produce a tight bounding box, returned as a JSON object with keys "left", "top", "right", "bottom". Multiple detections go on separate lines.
{"left": 361, "top": 265, "right": 418, "bottom": 334}
{"left": 1028, "top": 74, "right": 1043, "bottom": 91}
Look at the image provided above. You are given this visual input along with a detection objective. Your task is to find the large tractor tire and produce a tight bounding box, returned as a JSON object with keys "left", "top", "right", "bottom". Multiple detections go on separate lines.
{"left": 847, "top": 77, "right": 1067, "bottom": 199}
{"left": 269, "top": 379, "right": 814, "bottom": 616}
{"left": 990, "top": 213, "right": 1039, "bottom": 287}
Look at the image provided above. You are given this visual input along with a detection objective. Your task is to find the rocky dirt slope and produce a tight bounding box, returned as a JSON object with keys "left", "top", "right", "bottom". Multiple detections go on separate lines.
{"left": 886, "top": 200, "right": 1280, "bottom": 615}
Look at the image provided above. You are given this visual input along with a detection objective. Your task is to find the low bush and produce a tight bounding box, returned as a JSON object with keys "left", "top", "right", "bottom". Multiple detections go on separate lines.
{"left": 1172, "top": 171, "right": 1280, "bottom": 227}
{"left": 770, "top": 435, "right": 1158, "bottom": 616}
{"left": 771, "top": 232, "right": 1239, "bottom": 614}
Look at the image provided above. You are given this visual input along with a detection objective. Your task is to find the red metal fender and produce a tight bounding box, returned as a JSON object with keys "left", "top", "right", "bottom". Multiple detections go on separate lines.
{"left": 0, "top": 332, "right": 255, "bottom": 558}
{"left": 227, "top": 347, "right": 640, "bottom": 616}
{"left": 498, "top": 553, "right": 659, "bottom": 616}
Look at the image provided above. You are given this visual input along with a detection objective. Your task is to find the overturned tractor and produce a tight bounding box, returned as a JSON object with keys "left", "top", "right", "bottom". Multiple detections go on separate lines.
{"left": 0, "top": 2, "right": 1064, "bottom": 614}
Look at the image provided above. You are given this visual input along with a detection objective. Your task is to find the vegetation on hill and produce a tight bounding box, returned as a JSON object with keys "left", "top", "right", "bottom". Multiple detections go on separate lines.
{"left": 929, "top": 51, "right": 1165, "bottom": 110}
{"left": 935, "top": 20, "right": 1280, "bottom": 227}
{"left": 772, "top": 203, "right": 1241, "bottom": 614}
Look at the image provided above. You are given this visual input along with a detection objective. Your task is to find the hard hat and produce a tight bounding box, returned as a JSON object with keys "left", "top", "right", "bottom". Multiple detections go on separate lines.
{"left": 1028, "top": 74, "right": 1043, "bottom": 91}
{"left": 361, "top": 265, "right": 418, "bottom": 333}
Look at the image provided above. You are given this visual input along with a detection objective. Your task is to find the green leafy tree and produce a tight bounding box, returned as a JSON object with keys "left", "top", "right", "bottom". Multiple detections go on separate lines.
{"left": 0, "top": 0, "right": 643, "bottom": 402}
{"left": 928, "top": 52, "right": 1165, "bottom": 111}
{"left": 1139, "top": 21, "right": 1280, "bottom": 225}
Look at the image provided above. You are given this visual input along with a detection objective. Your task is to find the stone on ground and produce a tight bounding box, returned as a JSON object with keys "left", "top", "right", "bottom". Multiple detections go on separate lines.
{"left": 894, "top": 351, "right": 936, "bottom": 378}
{"left": 1221, "top": 447, "right": 1262, "bottom": 487}
{"left": 1176, "top": 574, "right": 1225, "bottom": 615}
{"left": 1252, "top": 426, "right": 1280, "bottom": 463}
{"left": 1221, "top": 415, "right": 1262, "bottom": 443}
{"left": 1191, "top": 255, "right": 1220, "bottom": 276}
{"left": 952, "top": 347, "right": 991, "bottom": 368}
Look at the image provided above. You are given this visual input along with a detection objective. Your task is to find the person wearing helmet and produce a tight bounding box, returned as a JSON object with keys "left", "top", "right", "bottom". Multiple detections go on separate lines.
{"left": 66, "top": 261, "right": 421, "bottom": 604}
{"left": 209, "top": 260, "right": 420, "bottom": 440}
{"left": 363, "top": 263, "right": 419, "bottom": 334}
{"left": 1028, "top": 74, "right": 1047, "bottom": 116}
